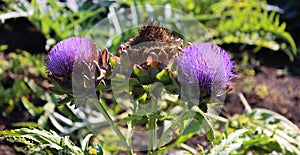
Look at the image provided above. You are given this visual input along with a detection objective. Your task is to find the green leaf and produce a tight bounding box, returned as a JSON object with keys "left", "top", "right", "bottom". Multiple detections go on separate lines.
{"left": 0, "top": 128, "right": 84, "bottom": 154}
{"left": 0, "top": 45, "right": 8, "bottom": 51}
{"left": 211, "top": 0, "right": 297, "bottom": 61}
{"left": 81, "top": 134, "right": 94, "bottom": 151}
{"left": 177, "top": 121, "right": 202, "bottom": 145}
{"left": 225, "top": 108, "right": 300, "bottom": 154}
{"left": 194, "top": 111, "right": 215, "bottom": 142}
{"left": 21, "top": 96, "right": 44, "bottom": 116}
{"left": 37, "top": 94, "right": 56, "bottom": 127}
{"left": 178, "top": 111, "right": 215, "bottom": 142}
{"left": 207, "top": 129, "right": 247, "bottom": 155}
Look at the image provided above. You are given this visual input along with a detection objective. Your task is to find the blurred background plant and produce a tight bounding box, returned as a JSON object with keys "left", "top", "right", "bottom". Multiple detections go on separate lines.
{"left": 0, "top": 0, "right": 300, "bottom": 154}
{"left": 119, "top": 0, "right": 297, "bottom": 60}
{"left": 1, "top": 0, "right": 114, "bottom": 51}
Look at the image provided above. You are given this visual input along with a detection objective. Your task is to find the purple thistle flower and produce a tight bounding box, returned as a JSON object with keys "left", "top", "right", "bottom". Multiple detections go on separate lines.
{"left": 45, "top": 37, "right": 99, "bottom": 78}
{"left": 177, "top": 42, "right": 236, "bottom": 94}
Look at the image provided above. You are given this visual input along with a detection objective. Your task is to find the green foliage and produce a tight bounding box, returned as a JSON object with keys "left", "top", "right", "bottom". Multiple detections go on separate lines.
{"left": 0, "top": 128, "right": 97, "bottom": 154}
{"left": 1, "top": 0, "right": 113, "bottom": 48}
{"left": 0, "top": 51, "right": 45, "bottom": 75}
{"left": 0, "top": 51, "right": 46, "bottom": 111}
{"left": 207, "top": 129, "right": 248, "bottom": 155}
{"left": 120, "top": 0, "right": 297, "bottom": 61}
{"left": 1, "top": 0, "right": 297, "bottom": 58}
{"left": 0, "top": 50, "right": 65, "bottom": 130}
{"left": 29, "top": 0, "right": 104, "bottom": 40}
{"left": 150, "top": 109, "right": 215, "bottom": 154}
{"left": 210, "top": 0, "right": 297, "bottom": 61}
{"left": 0, "top": 0, "right": 34, "bottom": 22}
{"left": 119, "top": 0, "right": 215, "bottom": 15}
{"left": 208, "top": 108, "right": 300, "bottom": 155}
{"left": 1, "top": 0, "right": 299, "bottom": 154}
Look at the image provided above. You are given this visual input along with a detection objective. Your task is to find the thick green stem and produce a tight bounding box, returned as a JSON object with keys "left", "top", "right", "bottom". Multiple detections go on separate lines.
{"left": 148, "top": 115, "right": 157, "bottom": 153}
{"left": 91, "top": 99, "right": 132, "bottom": 154}
{"left": 148, "top": 98, "right": 157, "bottom": 154}
{"left": 126, "top": 121, "right": 133, "bottom": 147}
{"left": 126, "top": 100, "right": 138, "bottom": 150}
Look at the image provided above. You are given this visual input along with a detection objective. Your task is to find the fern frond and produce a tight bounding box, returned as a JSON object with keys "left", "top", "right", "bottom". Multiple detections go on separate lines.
{"left": 210, "top": 0, "right": 297, "bottom": 61}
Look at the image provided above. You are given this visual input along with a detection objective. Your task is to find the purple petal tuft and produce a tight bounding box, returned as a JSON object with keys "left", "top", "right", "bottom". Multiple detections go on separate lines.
{"left": 177, "top": 42, "right": 236, "bottom": 94}
{"left": 45, "top": 37, "right": 98, "bottom": 78}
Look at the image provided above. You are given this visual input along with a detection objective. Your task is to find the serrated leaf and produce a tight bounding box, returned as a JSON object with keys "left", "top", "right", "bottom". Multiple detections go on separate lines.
{"left": 0, "top": 128, "right": 83, "bottom": 154}
{"left": 225, "top": 108, "right": 300, "bottom": 154}
{"left": 207, "top": 129, "right": 247, "bottom": 155}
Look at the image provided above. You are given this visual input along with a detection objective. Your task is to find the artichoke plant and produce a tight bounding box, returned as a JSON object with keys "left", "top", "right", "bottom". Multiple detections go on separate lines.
{"left": 45, "top": 37, "right": 112, "bottom": 102}
{"left": 44, "top": 22, "right": 237, "bottom": 153}
{"left": 177, "top": 42, "right": 236, "bottom": 111}
{"left": 115, "top": 21, "right": 184, "bottom": 101}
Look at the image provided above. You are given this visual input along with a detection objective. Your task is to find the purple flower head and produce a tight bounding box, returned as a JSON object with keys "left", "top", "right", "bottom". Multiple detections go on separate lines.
{"left": 45, "top": 37, "right": 99, "bottom": 78}
{"left": 177, "top": 42, "right": 236, "bottom": 94}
